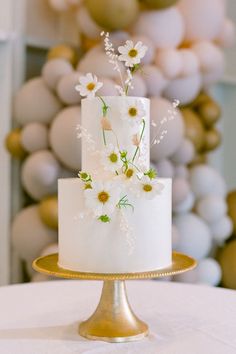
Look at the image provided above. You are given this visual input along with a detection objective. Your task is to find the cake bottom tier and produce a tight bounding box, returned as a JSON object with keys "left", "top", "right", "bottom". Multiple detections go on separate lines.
{"left": 58, "top": 178, "right": 172, "bottom": 273}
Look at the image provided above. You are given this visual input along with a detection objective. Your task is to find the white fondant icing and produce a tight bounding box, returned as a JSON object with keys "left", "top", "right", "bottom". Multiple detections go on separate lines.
{"left": 58, "top": 96, "right": 172, "bottom": 273}
{"left": 58, "top": 178, "right": 172, "bottom": 273}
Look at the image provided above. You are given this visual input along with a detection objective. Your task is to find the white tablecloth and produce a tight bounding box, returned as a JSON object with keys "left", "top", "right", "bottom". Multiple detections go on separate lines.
{"left": 0, "top": 280, "right": 235, "bottom": 354}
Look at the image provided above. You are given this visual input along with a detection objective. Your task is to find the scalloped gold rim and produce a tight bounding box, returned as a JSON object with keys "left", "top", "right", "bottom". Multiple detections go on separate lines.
{"left": 32, "top": 252, "right": 197, "bottom": 280}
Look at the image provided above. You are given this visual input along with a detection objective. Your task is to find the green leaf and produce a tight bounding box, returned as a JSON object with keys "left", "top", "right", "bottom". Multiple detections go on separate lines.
{"left": 98, "top": 215, "right": 111, "bottom": 223}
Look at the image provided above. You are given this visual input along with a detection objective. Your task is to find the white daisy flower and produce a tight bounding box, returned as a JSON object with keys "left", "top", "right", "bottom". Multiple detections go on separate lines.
{"left": 133, "top": 176, "right": 164, "bottom": 200}
{"left": 101, "top": 144, "right": 122, "bottom": 172}
{"left": 75, "top": 73, "right": 103, "bottom": 98}
{"left": 84, "top": 181, "right": 121, "bottom": 217}
{"left": 120, "top": 99, "right": 146, "bottom": 128}
{"left": 118, "top": 40, "right": 147, "bottom": 67}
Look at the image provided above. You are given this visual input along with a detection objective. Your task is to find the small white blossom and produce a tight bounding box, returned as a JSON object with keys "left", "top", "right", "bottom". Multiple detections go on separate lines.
{"left": 120, "top": 99, "right": 146, "bottom": 128}
{"left": 132, "top": 176, "right": 164, "bottom": 200}
{"left": 118, "top": 40, "right": 147, "bottom": 67}
{"left": 84, "top": 181, "right": 121, "bottom": 217}
{"left": 75, "top": 73, "right": 103, "bottom": 98}
{"left": 101, "top": 144, "right": 122, "bottom": 173}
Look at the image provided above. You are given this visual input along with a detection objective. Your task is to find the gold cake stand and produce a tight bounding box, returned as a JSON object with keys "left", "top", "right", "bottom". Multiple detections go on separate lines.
{"left": 33, "top": 252, "right": 196, "bottom": 343}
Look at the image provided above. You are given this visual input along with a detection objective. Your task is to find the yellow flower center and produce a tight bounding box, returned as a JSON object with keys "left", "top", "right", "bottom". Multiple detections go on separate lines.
{"left": 129, "top": 107, "right": 137, "bottom": 117}
{"left": 109, "top": 153, "right": 118, "bottom": 163}
{"left": 128, "top": 49, "right": 138, "bottom": 58}
{"left": 87, "top": 82, "right": 95, "bottom": 91}
{"left": 98, "top": 191, "right": 110, "bottom": 203}
{"left": 126, "top": 169, "right": 134, "bottom": 178}
{"left": 143, "top": 184, "right": 152, "bottom": 192}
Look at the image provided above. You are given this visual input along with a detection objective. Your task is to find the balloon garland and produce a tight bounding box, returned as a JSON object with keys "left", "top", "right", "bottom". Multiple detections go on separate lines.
{"left": 6, "top": 0, "right": 236, "bottom": 287}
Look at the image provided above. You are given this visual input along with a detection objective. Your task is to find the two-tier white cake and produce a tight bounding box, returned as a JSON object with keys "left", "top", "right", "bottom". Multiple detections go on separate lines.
{"left": 58, "top": 96, "right": 172, "bottom": 273}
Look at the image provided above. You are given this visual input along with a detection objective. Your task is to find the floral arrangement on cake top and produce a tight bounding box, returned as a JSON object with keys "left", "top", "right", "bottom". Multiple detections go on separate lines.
{"left": 75, "top": 33, "right": 178, "bottom": 230}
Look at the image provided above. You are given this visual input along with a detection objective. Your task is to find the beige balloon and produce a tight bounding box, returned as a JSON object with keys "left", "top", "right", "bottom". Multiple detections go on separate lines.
{"left": 42, "top": 58, "right": 73, "bottom": 90}
{"left": 12, "top": 205, "right": 57, "bottom": 262}
{"left": 21, "top": 122, "right": 49, "bottom": 153}
{"left": 21, "top": 150, "right": 61, "bottom": 201}
{"left": 56, "top": 71, "right": 81, "bottom": 105}
{"left": 14, "top": 78, "right": 62, "bottom": 126}
{"left": 49, "top": 106, "right": 81, "bottom": 171}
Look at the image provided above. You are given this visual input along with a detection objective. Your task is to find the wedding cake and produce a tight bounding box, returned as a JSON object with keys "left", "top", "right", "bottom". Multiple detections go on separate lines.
{"left": 58, "top": 34, "right": 172, "bottom": 273}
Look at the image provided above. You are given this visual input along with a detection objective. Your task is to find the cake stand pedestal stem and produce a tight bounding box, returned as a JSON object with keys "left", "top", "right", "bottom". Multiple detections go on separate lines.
{"left": 79, "top": 280, "right": 148, "bottom": 343}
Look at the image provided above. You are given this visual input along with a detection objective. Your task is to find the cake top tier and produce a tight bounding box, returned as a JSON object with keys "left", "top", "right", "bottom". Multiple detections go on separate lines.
{"left": 81, "top": 96, "right": 150, "bottom": 177}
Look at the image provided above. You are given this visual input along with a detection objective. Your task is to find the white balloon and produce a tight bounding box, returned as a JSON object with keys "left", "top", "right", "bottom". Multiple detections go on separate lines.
{"left": 109, "top": 31, "right": 130, "bottom": 51}
{"left": 21, "top": 150, "right": 61, "bottom": 201}
{"left": 76, "top": 6, "right": 103, "bottom": 39}
{"left": 40, "top": 243, "right": 59, "bottom": 257}
{"left": 172, "top": 178, "right": 190, "bottom": 206}
{"left": 171, "top": 138, "right": 195, "bottom": 164}
{"left": 131, "top": 35, "right": 155, "bottom": 65}
{"left": 56, "top": 72, "right": 81, "bottom": 105}
{"left": 175, "top": 258, "right": 222, "bottom": 286}
{"left": 78, "top": 46, "right": 124, "bottom": 79}
{"left": 190, "top": 165, "right": 227, "bottom": 199}
{"left": 173, "top": 191, "right": 195, "bottom": 214}
{"left": 12, "top": 205, "right": 57, "bottom": 262}
{"left": 128, "top": 74, "right": 147, "bottom": 97}
{"left": 174, "top": 164, "right": 189, "bottom": 179}
{"left": 155, "top": 48, "right": 183, "bottom": 79}
{"left": 216, "top": 18, "right": 235, "bottom": 48}
{"left": 179, "top": 49, "right": 199, "bottom": 77}
{"left": 155, "top": 159, "right": 175, "bottom": 178}
{"left": 142, "top": 65, "right": 168, "bottom": 96}
{"left": 98, "top": 78, "right": 118, "bottom": 96}
{"left": 202, "top": 64, "right": 225, "bottom": 88}
{"left": 196, "top": 196, "right": 227, "bottom": 223}
{"left": 42, "top": 58, "right": 73, "bottom": 90}
{"left": 164, "top": 73, "right": 202, "bottom": 105}
{"left": 49, "top": 106, "right": 81, "bottom": 171}
{"left": 21, "top": 122, "right": 49, "bottom": 153}
{"left": 191, "top": 41, "right": 224, "bottom": 73}
{"left": 174, "top": 213, "right": 212, "bottom": 259}
{"left": 14, "top": 78, "right": 62, "bottom": 125}
{"left": 178, "top": 0, "right": 225, "bottom": 41}
{"left": 150, "top": 97, "right": 184, "bottom": 161}
{"left": 133, "top": 8, "right": 184, "bottom": 48}
{"left": 210, "top": 216, "right": 233, "bottom": 245}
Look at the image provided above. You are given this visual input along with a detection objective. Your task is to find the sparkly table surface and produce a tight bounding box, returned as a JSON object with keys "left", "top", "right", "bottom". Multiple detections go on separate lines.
{"left": 0, "top": 280, "right": 235, "bottom": 354}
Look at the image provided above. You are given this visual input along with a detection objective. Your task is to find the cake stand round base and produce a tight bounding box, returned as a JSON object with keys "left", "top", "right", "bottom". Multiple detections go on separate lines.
{"left": 79, "top": 280, "right": 148, "bottom": 343}
{"left": 33, "top": 252, "right": 196, "bottom": 343}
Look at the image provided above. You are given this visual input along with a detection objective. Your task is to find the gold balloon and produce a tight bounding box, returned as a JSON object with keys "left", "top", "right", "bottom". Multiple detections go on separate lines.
{"left": 141, "top": 0, "right": 179, "bottom": 9}
{"left": 5, "top": 129, "right": 27, "bottom": 159}
{"left": 190, "top": 92, "right": 211, "bottom": 108}
{"left": 47, "top": 45, "right": 78, "bottom": 67}
{"left": 85, "top": 0, "right": 139, "bottom": 30}
{"left": 81, "top": 34, "right": 101, "bottom": 52}
{"left": 181, "top": 108, "right": 206, "bottom": 152}
{"left": 198, "top": 100, "right": 221, "bottom": 128}
{"left": 39, "top": 196, "right": 58, "bottom": 230}
{"left": 188, "top": 153, "right": 207, "bottom": 167}
{"left": 204, "top": 128, "right": 221, "bottom": 151}
{"left": 218, "top": 240, "right": 236, "bottom": 289}
{"left": 227, "top": 191, "right": 236, "bottom": 234}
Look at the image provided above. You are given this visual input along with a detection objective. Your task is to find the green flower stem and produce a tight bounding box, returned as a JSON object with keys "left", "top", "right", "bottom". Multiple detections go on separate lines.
{"left": 98, "top": 96, "right": 109, "bottom": 146}
{"left": 132, "top": 118, "right": 146, "bottom": 162}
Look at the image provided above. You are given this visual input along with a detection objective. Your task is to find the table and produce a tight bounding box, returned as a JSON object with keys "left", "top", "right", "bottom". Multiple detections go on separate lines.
{"left": 0, "top": 280, "right": 235, "bottom": 354}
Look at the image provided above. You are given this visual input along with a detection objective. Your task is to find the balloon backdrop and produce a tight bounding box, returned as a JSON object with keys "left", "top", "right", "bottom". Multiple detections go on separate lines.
{"left": 7, "top": 0, "right": 235, "bottom": 286}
